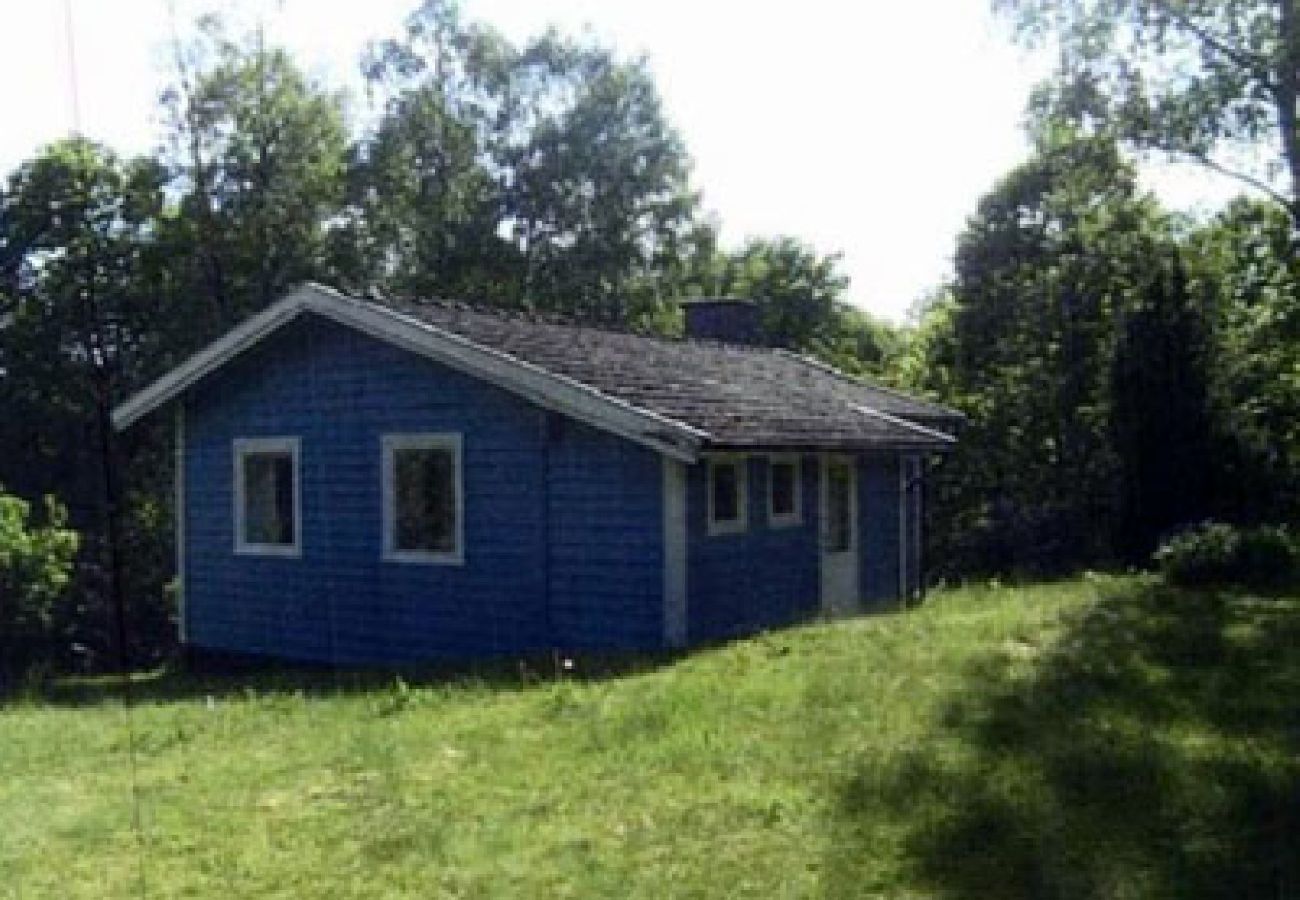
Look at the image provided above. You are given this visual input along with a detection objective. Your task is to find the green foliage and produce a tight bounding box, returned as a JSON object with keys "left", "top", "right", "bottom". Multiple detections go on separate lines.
{"left": 161, "top": 17, "right": 349, "bottom": 334}
{"left": 893, "top": 288, "right": 960, "bottom": 396}
{"left": 0, "top": 488, "right": 79, "bottom": 676}
{"left": 4, "top": 578, "right": 1298, "bottom": 896}
{"left": 814, "top": 304, "right": 906, "bottom": 381}
{"left": 910, "top": 128, "right": 1298, "bottom": 577}
{"left": 0, "top": 138, "right": 172, "bottom": 394}
{"left": 914, "top": 7, "right": 1300, "bottom": 574}
{"left": 920, "top": 133, "right": 1171, "bottom": 574}
{"left": 352, "top": 1, "right": 699, "bottom": 321}
{"left": 345, "top": 3, "right": 516, "bottom": 302}
{"left": 994, "top": 0, "right": 1300, "bottom": 221}
{"left": 1110, "top": 251, "right": 1215, "bottom": 560}
{"left": 0, "top": 139, "right": 177, "bottom": 673}
{"left": 1186, "top": 199, "right": 1300, "bottom": 518}
{"left": 1155, "top": 521, "right": 1298, "bottom": 591}
{"left": 665, "top": 233, "right": 895, "bottom": 369}
{"left": 709, "top": 236, "right": 849, "bottom": 349}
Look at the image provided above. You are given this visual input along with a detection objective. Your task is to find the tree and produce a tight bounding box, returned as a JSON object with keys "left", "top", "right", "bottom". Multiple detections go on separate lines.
{"left": 161, "top": 18, "right": 348, "bottom": 337}
{"left": 816, "top": 304, "right": 906, "bottom": 381}
{"left": 0, "top": 139, "right": 175, "bottom": 671}
{"left": 0, "top": 140, "right": 170, "bottom": 499}
{"left": 994, "top": 0, "right": 1300, "bottom": 225}
{"left": 1186, "top": 197, "right": 1300, "bottom": 518}
{"left": 358, "top": 2, "right": 700, "bottom": 320}
{"left": 503, "top": 34, "right": 698, "bottom": 318}
{"left": 1110, "top": 251, "right": 1215, "bottom": 560}
{"left": 343, "top": 83, "right": 507, "bottom": 299}
{"left": 664, "top": 233, "right": 883, "bottom": 355}
{"left": 925, "top": 133, "right": 1169, "bottom": 574}
{"left": 345, "top": 1, "right": 516, "bottom": 300}
{"left": 712, "top": 236, "right": 849, "bottom": 349}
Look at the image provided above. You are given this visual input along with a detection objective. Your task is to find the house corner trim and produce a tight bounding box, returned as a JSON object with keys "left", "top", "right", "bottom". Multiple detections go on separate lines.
{"left": 662, "top": 457, "right": 688, "bottom": 648}
{"left": 174, "top": 402, "right": 187, "bottom": 644}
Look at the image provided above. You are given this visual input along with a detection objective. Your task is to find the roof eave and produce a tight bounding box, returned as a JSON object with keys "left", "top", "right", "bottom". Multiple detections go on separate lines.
{"left": 703, "top": 439, "right": 956, "bottom": 455}
{"left": 773, "top": 349, "right": 967, "bottom": 424}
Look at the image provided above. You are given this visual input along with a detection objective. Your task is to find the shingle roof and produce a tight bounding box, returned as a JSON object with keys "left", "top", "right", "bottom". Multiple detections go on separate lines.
{"left": 376, "top": 296, "right": 961, "bottom": 452}
{"left": 113, "top": 284, "right": 962, "bottom": 457}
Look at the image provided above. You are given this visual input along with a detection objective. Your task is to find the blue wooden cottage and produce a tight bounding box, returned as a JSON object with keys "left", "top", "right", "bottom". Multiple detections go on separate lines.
{"left": 113, "top": 283, "right": 961, "bottom": 665}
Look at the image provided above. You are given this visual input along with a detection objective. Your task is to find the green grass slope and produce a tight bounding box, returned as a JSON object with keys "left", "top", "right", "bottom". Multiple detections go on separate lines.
{"left": 2, "top": 577, "right": 1297, "bottom": 898}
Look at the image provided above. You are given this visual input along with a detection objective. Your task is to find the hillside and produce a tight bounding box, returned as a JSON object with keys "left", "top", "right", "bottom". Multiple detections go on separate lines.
{"left": 2, "top": 577, "right": 1297, "bottom": 898}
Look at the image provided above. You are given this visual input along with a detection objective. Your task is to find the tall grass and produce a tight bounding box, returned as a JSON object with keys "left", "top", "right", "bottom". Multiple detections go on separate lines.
{"left": 1, "top": 576, "right": 1295, "bottom": 898}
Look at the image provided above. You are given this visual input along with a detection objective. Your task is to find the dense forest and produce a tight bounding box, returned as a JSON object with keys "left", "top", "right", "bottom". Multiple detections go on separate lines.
{"left": 2, "top": 0, "right": 1297, "bottom": 676}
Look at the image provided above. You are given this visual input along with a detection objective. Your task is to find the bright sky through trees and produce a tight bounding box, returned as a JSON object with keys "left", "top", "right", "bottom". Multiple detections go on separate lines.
{"left": 0, "top": 0, "right": 1246, "bottom": 320}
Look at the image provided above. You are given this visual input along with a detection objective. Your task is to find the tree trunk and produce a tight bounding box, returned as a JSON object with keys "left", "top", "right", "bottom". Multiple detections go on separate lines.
{"left": 1277, "top": 0, "right": 1300, "bottom": 231}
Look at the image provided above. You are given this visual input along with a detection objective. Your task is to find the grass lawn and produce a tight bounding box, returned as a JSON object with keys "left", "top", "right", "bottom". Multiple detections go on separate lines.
{"left": 2, "top": 576, "right": 1297, "bottom": 898}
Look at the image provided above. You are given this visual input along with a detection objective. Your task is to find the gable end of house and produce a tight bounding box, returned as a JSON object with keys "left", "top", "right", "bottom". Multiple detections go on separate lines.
{"left": 112, "top": 283, "right": 706, "bottom": 462}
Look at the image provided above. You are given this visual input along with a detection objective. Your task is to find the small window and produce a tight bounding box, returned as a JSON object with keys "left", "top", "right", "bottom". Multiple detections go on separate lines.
{"left": 383, "top": 434, "right": 463, "bottom": 564}
{"left": 234, "top": 437, "right": 300, "bottom": 556}
{"left": 768, "top": 455, "right": 802, "bottom": 527}
{"left": 707, "top": 456, "right": 748, "bottom": 535}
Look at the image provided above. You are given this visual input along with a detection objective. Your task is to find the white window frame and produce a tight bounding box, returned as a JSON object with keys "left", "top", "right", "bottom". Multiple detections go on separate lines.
{"left": 706, "top": 454, "right": 748, "bottom": 536}
{"left": 382, "top": 433, "right": 465, "bottom": 565}
{"left": 766, "top": 454, "right": 803, "bottom": 528}
{"left": 233, "top": 437, "right": 302, "bottom": 557}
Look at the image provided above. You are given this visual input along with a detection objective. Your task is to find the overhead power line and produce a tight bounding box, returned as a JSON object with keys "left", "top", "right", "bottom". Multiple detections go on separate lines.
{"left": 63, "top": 0, "right": 83, "bottom": 135}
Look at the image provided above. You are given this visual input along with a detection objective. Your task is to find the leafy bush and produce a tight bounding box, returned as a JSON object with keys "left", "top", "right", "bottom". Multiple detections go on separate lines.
{"left": 0, "top": 488, "right": 80, "bottom": 679}
{"left": 1154, "top": 522, "right": 1297, "bottom": 591}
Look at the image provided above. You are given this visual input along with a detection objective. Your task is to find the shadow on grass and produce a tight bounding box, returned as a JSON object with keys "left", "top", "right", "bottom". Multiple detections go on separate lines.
{"left": 8, "top": 645, "right": 689, "bottom": 708}
{"left": 827, "top": 581, "right": 1300, "bottom": 899}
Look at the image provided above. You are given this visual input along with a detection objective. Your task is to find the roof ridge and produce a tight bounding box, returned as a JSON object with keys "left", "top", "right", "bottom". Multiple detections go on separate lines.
{"left": 339, "top": 287, "right": 962, "bottom": 423}
{"left": 364, "top": 291, "right": 783, "bottom": 354}
{"left": 384, "top": 293, "right": 664, "bottom": 339}
{"left": 116, "top": 282, "right": 959, "bottom": 454}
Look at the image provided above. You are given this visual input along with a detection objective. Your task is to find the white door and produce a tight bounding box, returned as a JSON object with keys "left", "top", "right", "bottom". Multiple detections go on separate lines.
{"left": 820, "top": 455, "right": 860, "bottom": 615}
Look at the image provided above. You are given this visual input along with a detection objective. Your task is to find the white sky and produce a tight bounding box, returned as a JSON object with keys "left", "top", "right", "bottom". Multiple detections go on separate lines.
{"left": 0, "top": 0, "right": 1249, "bottom": 321}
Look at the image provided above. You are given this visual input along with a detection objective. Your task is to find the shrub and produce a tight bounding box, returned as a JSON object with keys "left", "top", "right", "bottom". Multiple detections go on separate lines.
{"left": 1154, "top": 522, "right": 1297, "bottom": 591}
{"left": 0, "top": 488, "right": 80, "bottom": 680}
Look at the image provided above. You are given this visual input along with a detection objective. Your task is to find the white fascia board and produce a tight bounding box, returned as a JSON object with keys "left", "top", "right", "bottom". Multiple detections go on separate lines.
{"left": 776, "top": 349, "right": 967, "bottom": 423}
{"left": 302, "top": 289, "right": 703, "bottom": 462}
{"left": 851, "top": 404, "right": 958, "bottom": 446}
{"left": 661, "top": 457, "right": 688, "bottom": 648}
{"left": 112, "top": 283, "right": 705, "bottom": 463}
{"left": 111, "top": 285, "right": 316, "bottom": 431}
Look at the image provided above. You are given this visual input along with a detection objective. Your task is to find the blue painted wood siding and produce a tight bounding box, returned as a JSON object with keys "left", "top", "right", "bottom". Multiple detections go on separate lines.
{"left": 183, "top": 315, "right": 664, "bottom": 665}
{"left": 686, "top": 456, "right": 820, "bottom": 642}
{"left": 545, "top": 419, "right": 664, "bottom": 650}
{"left": 901, "top": 456, "right": 923, "bottom": 599}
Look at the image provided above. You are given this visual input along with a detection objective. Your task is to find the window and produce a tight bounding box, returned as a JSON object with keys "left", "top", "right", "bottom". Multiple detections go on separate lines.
{"left": 234, "top": 437, "right": 300, "bottom": 556}
{"left": 383, "top": 434, "right": 464, "bottom": 564}
{"left": 767, "top": 455, "right": 802, "bottom": 527}
{"left": 707, "top": 456, "right": 748, "bottom": 535}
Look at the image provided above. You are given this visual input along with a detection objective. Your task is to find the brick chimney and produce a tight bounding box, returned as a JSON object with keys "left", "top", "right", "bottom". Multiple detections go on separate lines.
{"left": 682, "top": 298, "right": 762, "bottom": 345}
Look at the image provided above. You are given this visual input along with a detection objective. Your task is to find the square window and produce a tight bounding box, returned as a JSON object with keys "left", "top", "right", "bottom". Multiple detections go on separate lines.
{"left": 707, "top": 457, "right": 747, "bottom": 535}
{"left": 234, "top": 438, "right": 300, "bottom": 556}
{"left": 768, "top": 456, "right": 802, "bottom": 526}
{"left": 384, "top": 434, "right": 463, "bottom": 563}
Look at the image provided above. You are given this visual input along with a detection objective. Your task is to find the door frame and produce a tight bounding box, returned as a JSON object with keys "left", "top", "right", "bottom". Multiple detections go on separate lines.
{"left": 819, "top": 453, "right": 860, "bottom": 615}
